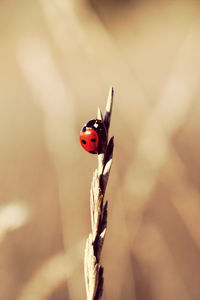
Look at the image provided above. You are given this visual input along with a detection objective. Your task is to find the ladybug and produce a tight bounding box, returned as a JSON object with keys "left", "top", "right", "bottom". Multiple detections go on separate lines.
{"left": 80, "top": 119, "right": 107, "bottom": 154}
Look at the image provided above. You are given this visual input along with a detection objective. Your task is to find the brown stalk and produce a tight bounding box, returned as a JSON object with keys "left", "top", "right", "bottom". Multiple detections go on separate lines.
{"left": 84, "top": 87, "right": 114, "bottom": 300}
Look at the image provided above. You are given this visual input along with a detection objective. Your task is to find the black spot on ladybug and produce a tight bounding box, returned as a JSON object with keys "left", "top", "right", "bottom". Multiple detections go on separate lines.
{"left": 81, "top": 139, "right": 86, "bottom": 144}
{"left": 82, "top": 126, "right": 86, "bottom": 132}
{"left": 91, "top": 138, "right": 96, "bottom": 142}
{"left": 89, "top": 151, "right": 96, "bottom": 154}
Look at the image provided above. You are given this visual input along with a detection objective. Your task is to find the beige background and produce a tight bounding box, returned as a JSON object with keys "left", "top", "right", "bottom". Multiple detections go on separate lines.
{"left": 0, "top": 0, "right": 200, "bottom": 299}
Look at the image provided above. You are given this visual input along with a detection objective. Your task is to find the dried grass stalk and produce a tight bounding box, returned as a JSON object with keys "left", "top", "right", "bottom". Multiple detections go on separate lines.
{"left": 84, "top": 87, "right": 114, "bottom": 300}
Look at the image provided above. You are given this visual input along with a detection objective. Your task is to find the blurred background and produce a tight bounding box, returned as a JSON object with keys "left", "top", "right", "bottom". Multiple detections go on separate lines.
{"left": 0, "top": 0, "right": 200, "bottom": 299}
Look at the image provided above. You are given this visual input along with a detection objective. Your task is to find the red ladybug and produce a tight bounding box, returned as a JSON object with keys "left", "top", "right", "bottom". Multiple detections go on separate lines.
{"left": 80, "top": 119, "right": 107, "bottom": 154}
